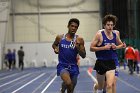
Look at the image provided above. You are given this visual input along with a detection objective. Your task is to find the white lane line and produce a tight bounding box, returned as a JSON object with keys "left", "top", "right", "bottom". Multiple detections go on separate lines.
{"left": 0, "top": 73, "right": 31, "bottom": 88}
{"left": 32, "top": 72, "right": 56, "bottom": 93}
{"left": 41, "top": 74, "right": 57, "bottom": 93}
{"left": 87, "top": 70, "right": 98, "bottom": 84}
{"left": 12, "top": 73, "right": 45, "bottom": 93}
{"left": 0, "top": 73, "right": 18, "bottom": 81}
{"left": 0, "top": 74, "right": 37, "bottom": 93}
{"left": 118, "top": 77, "right": 140, "bottom": 92}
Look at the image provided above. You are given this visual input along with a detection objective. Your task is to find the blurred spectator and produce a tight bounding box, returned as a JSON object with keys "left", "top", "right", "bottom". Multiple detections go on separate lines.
{"left": 12, "top": 49, "right": 16, "bottom": 69}
{"left": 4, "top": 53, "right": 8, "bottom": 69}
{"left": 125, "top": 44, "right": 136, "bottom": 74}
{"left": 18, "top": 46, "right": 24, "bottom": 70}
{"left": 134, "top": 47, "right": 140, "bottom": 74}
{"left": 6, "top": 49, "right": 13, "bottom": 70}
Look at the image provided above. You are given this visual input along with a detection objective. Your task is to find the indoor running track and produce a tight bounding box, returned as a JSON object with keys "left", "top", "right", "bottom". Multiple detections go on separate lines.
{"left": 0, "top": 66, "right": 140, "bottom": 93}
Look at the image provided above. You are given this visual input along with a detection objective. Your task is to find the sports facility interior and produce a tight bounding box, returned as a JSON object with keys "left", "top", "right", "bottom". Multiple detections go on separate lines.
{"left": 0, "top": 0, "right": 140, "bottom": 93}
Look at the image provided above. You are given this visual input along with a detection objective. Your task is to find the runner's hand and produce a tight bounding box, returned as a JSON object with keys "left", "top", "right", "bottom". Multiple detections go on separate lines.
{"left": 104, "top": 44, "right": 111, "bottom": 50}
{"left": 54, "top": 47, "right": 59, "bottom": 54}
{"left": 75, "top": 38, "right": 81, "bottom": 50}
{"left": 111, "top": 43, "right": 117, "bottom": 50}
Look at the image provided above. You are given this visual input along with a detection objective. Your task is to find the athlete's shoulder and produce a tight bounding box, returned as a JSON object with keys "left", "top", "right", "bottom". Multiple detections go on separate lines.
{"left": 98, "top": 29, "right": 104, "bottom": 32}
{"left": 56, "top": 34, "right": 63, "bottom": 38}
{"left": 97, "top": 29, "right": 104, "bottom": 34}
{"left": 55, "top": 34, "right": 64, "bottom": 41}
{"left": 76, "top": 35, "right": 84, "bottom": 41}
{"left": 95, "top": 29, "right": 103, "bottom": 38}
{"left": 113, "top": 30, "right": 120, "bottom": 34}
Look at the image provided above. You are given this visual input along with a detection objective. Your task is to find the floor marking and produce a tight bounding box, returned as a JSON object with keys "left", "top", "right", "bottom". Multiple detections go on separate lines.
{"left": 118, "top": 77, "right": 140, "bottom": 92}
{"left": 87, "top": 67, "right": 140, "bottom": 92}
{"left": 12, "top": 73, "right": 45, "bottom": 93}
{"left": 0, "top": 73, "right": 18, "bottom": 81}
{"left": 32, "top": 72, "right": 56, "bottom": 93}
{"left": 41, "top": 74, "right": 57, "bottom": 93}
{"left": 87, "top": 69, "right": 98, "bottom": 84}
{"left": 0, "top": 73, "right": 31, "bottom": 88}
{"left": 0, "top": 74, "right": 38, "bottom": 92}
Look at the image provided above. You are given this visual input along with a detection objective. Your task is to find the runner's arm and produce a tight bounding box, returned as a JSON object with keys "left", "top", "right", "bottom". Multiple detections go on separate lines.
{"left": 75, "top": 37, "right": 86, "bottom": 58}
{"left": 52, "top": 35, "right": 62, "bottom": 54}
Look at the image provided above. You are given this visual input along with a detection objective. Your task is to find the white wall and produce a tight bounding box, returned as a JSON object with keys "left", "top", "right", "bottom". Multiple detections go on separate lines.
{"left": 7, "top": 0, "right": 100, "bottom": 42}
{"left": 5, "top": 42, "right": 96, "bottom": 68}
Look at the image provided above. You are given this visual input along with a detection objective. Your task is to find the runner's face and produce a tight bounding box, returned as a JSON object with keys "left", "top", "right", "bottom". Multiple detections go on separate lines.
{"left": 104, "top": 21, "right": 114, "bottom": 32}
{"left": 68, "top": 22, "right": 78, "bottom": 34}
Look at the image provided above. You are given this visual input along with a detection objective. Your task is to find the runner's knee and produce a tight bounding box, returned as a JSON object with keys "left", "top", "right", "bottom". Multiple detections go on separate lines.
{"left": 65, "top": 80, "right": 72, "bottom": 85}
{"left": 107, "top": 83, "right": 113, "bottom": 89}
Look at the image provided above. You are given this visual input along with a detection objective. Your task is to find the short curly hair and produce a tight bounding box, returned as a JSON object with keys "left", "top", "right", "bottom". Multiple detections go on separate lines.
{"left": 68, "top": 18, "right": 80, "bottom": 27}
{"left": 102, "top": 14, "right": 118, "bottom": 26}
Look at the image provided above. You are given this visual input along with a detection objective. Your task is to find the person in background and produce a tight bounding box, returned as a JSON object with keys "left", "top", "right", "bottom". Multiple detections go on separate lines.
{"left": 52, "top": 18, "right": 86, "bottom": 93}
{"left": 134, "top": 47, "right": 140, "bottom": 74}
{"left": 4, "top": 53, "right": 9, "bottom": 69}
{"left": 90, "top": 14, "right": 124, "bottom": 93}
{"left": 12, "top": 49, "right": 16, "bottom": 69}
{"left": 6, "top": 49, "right": 13, "bottom": 71}
{"left": 18, "top": 46, "right": 24, "bottom": 70}
{"left": 125, "top": 44, "right": 136, "bottom": 74}
{"left": 137, "top": 50, "right": 140, "bottom": 74}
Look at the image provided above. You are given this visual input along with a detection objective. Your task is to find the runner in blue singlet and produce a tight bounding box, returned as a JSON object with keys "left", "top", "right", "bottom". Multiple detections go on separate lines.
{"left": 52, "top": 18, "right": 86, "bottom": 93}
{"left": 90, "top": 14, "right": 124, "bottom": 93}
{"left": 102, "top": 32, "right": 126, "bottom": 93}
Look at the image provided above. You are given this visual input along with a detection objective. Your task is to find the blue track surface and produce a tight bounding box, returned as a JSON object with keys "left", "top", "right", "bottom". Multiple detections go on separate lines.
{"left": 0, "top": 66, "right": 140, "bottom": 93}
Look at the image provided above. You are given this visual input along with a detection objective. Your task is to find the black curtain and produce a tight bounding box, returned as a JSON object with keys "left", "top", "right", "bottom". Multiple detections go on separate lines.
{"left": 136, "top": 0, "right": 140, "bottom": 49}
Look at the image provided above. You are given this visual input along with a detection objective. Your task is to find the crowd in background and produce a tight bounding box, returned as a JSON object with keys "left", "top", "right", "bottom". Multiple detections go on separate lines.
{"left": 4, "top": 46, "right": 24, "bottom": 71}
